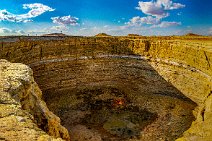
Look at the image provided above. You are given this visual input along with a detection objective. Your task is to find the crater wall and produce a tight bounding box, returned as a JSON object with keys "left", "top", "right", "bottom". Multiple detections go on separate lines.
{"left": 0, "top": 36, "right": 212, "bottom": 141}
{"left": 1, "top": 36, "right": 211, "bottom": 103}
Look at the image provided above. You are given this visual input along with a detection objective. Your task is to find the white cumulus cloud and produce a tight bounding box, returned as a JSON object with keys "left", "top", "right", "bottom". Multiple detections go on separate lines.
{"left": 136, "top": 1, "right": 168, "bottom": 18}
{"left": 51, "top": 15, "right": 79, "bottom": 26}
{"left": 127, "top": 0, "right": 184, "bottom": 28}
{"left": 0, "top": 3, "right": 55, "bottom": 22}
{"left": 157, "top": 0, "right": 185, "bottom": 10}
{"left": 136, "top": 0, "right": 185, "bottom": 18}
{"left": 128, "top": 16, "right": 160, "bottom": 26}
{"left": 127, "top": 16, "right": 181, "bottom": 28}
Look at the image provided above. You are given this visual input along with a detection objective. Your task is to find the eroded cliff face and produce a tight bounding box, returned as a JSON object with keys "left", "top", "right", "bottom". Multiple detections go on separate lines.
{"left": 0, "top": 59, "right": 69, "bottom": 141}
{"left": 176, "top": 93, "right": 212, "bottom": 141}
{"left": 0, "top": 36, "right": 212, "bottom": 141}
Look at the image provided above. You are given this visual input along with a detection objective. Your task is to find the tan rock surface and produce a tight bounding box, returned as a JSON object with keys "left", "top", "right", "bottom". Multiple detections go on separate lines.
{"left": 176, "top": 93, "right": 212, "bottom": 141}
{"left": 0, "top": 59, "right": 69, "bottom": 141}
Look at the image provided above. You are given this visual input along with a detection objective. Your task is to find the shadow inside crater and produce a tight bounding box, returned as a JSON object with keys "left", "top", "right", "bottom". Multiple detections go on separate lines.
{"left": 56, "top": 87, "right": 158, "bottom": 140}
{"left": 37, "top": 57, "right": 197, "bottom": 141}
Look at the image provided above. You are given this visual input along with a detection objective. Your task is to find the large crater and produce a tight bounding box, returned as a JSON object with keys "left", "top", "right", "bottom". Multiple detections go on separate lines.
{"left": 1, "top": 36, "right": 212, "bottom": 141}
{"left": 31, "top": 57, "right": 196, "bottom": 141}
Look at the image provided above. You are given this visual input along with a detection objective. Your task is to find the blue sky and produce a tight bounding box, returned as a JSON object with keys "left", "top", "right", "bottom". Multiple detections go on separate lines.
{"left": 0, "top": 0, "right": 212, "bottom": 36}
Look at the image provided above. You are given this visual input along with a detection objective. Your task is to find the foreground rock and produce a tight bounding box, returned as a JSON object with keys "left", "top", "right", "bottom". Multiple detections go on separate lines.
{"left": 0, "top": 60, "right": 69, "bottom": 141}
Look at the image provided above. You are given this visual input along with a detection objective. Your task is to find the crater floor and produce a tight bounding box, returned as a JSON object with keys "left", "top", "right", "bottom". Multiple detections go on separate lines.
{"left": 44, "top": 86, "right": 195, "bottom": 141}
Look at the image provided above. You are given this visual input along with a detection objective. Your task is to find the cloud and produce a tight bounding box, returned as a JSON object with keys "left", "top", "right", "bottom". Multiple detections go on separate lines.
{"left": 128, "top": 16, "right": 160, "bottom": 26}
{"left": 0, "top": 3, "right": 54, "bottom": 22}
{"left": 51, "top": 15, "right": 79, "bottom": 26}
{"left": 0, "top": 28, "right": 12, "bottom": 33}
{"left": 136, "top": 0, "right": 185, "bottom": 18}
{"left": 136, "top": 1, "right": 168, "bottom": 18}
{"left": 127, "top": 16, "right": 142, "bottom": 26}
{"left": 127, "top": 16, "right": 180, "bottom": 28}
{"left": 127, "top": 0, "right": 184, "bottom": 28}
{"left": 152, "top": 21, "right": 181, "bottom": 28}
{"left": 157, "top": 0, "right": 185, "bottom": 10}
{"left": 0, "top": 27, "right": 25, "bottom": 34}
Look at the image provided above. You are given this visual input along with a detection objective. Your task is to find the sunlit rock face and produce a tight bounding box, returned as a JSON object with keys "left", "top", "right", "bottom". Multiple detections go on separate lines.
{"left": 0, "top": 35, "right": 212, "bottom": 141}
{"left": 0, "top": 60, "right": 70, "bottom": 141}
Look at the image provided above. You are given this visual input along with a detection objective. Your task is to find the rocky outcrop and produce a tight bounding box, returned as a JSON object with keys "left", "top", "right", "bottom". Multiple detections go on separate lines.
{"left": 176, "top": 92, "right": 212, "bottom": 141}
{"left": 185, "top": 33, "right": 201, "bottom": 36}
{"left": 0, "top": 60, "right": 69, "bottom": 141}
{"left": 95, "top": 33, "right": 111, "bottom": 37}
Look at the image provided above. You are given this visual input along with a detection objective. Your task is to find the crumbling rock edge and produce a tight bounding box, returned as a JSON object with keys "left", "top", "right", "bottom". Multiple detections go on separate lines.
{"left": 0, "top": 59, "right": 69, "bottom": 141}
